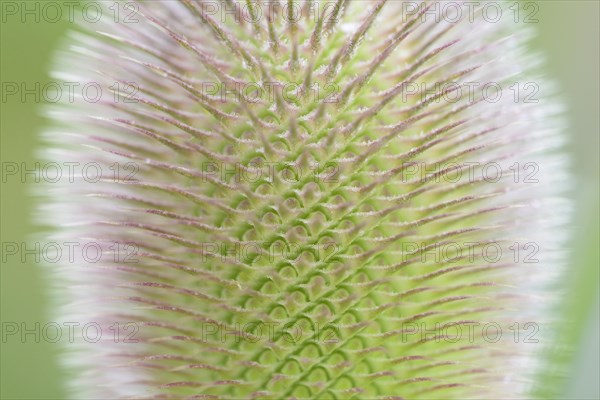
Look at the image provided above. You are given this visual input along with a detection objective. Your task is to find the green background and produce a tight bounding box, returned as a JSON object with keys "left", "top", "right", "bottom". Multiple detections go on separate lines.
{"left": 1, "top": 1, "right": 598, "bottom": 398}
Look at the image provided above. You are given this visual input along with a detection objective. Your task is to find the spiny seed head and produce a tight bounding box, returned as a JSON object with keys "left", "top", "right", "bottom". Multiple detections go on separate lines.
{"left": 41, "top": 1, "right": 569, "bottom": 398}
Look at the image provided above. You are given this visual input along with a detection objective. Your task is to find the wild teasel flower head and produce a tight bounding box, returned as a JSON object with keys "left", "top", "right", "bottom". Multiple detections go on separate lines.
{"left": 40, "top": 0, "right": 569, "bottom": 398}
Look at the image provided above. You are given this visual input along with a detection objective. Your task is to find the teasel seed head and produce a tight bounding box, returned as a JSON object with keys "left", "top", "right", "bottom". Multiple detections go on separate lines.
{"left": 40, "top": 1, "right": 569, "bottom": 398}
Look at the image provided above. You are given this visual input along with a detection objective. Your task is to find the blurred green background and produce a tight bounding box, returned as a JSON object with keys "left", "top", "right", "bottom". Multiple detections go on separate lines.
{"left": 1, "top": 1, "right": 598, "bottom": 398}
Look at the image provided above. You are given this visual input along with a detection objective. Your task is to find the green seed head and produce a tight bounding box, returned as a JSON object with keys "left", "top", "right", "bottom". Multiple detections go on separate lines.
{"left": 42, "top": 1, "right": 568, "bottom": 398}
